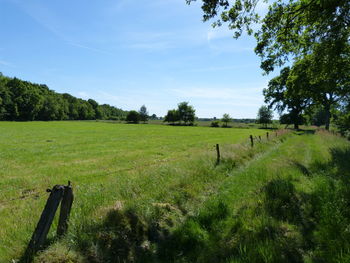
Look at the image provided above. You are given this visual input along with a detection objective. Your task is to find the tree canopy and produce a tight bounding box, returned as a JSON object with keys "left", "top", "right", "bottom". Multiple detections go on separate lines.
{"left": 164, "top": 102, "right": 196, "bottom": 125}
{"left": 0, "top": 73, "right": 127, "bottom": 121}
{"left": 187, "top": 0, "right": 350, "bottom": 73}
{"left": 257, "top": 105, "right": 273, "bottom": 128}
{"left": 139, "top": 105, "right": 149, "bottom": 123}
{"left": 126, "top": 110, "right": 140, "bottom": 123}
{"left": 221, "top": 113, "right": 232, "bottom": 127}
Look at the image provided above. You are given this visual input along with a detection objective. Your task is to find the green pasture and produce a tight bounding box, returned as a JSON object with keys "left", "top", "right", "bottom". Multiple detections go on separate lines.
{"left": 0, "top": 121, "right": 267, "bottom": 262}
{"left": 2, "top": 122, "right": 349, "bottom": 263}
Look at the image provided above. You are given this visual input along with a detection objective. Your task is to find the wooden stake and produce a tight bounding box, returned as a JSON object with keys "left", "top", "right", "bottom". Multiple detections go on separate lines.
{"left": 250, "top": 135, "right": 254, "bottom": 147}
{"left": 57, "top": 182, "right": 74, "bottom": 237}
{"left": 266, "top": 132, "right": 269, "bottom": 140}
{"left": 216, "top": 144, "right": 220, "bottom": 165}
{"left": 27, "top": 185, "right": 64, "bottom": 253}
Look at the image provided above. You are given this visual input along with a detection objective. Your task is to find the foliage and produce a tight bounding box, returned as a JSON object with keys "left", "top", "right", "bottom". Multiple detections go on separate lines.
{"left": 221, "top": 113, "right": 232, "bottom": 127}
{"left": 126, "top": 110, "right": 140, "bottom": 123}
{"left": 311, "top": 107, "right": 328, "bottom": 127}
{"left": 164, "top": 109, "right": 180, "bottom": 124}
{"left": 0, "top": 73, "right": 126, "bottom": 121}
{"left": 150, "top": 114, "right": 158, "bottom": 120}
{"left": 257, "top": 105, "right": 273, "bottom": 128}
{"left": 279, "top": 113, "right": 304, "bottom": 128}
{"left": 336, "top": 102, "right": 350, "bottom": 139}
{"left": 139, "top": 105, "right": 149, "bottom": 123}
{"left": 164, "top": 102, "right": 196, "bottom": 125}
{"left": 177, "top": 102, "right": 196, "bottom": 125}
{"left": 264, "top": 66, "right": 311, "bottom": 129}
{"left": 210, "top": 120, "right": 220, "bottom": 127}
{"left": 187, "top": 0, "right": 350, "bottom": 73}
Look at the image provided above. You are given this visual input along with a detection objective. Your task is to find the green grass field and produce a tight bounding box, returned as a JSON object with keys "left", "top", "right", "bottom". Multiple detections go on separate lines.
{"left": 0, "top": 121, "right": 267, "bottom": 262}
{"left": 1, "top": 122, "right": 350, "bottom": 263}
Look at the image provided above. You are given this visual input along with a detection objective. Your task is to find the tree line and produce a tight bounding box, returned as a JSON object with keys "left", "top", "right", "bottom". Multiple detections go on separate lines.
{"left": 0, "top": 73, "right": 127, "bottom": 121}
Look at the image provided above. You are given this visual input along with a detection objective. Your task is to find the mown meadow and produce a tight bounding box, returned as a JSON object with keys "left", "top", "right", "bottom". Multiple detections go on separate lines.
{"left": 0, "top": 121, "right": 267, "bottom": 262}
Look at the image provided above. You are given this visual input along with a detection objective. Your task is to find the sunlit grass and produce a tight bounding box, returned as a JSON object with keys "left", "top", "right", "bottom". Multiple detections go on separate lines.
{"left": 0, "top": 121, "right": 267, "bottom": 261}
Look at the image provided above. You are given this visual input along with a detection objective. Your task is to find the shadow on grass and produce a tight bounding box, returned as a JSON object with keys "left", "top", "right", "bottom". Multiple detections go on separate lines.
{"left": 18, "top": 236, "right": 57, "bottom": 263}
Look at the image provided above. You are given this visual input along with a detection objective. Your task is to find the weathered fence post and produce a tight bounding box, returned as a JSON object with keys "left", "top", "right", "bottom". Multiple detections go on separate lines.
{"left": 250, "top": 135, "right": 254, "bottom": 147}
{"left": 57, "top": 182, "right": 74, "bottom": 237}
{"left": 259, "top": 135, "right": 262, "bottom": 142}
{"left": 216, "top": 144, "right": 220, "bottom": 165}
{"left": 27, "top": 185, "right": 65, "bottom": 254}
{"left": 266, "top": 132, "right": 269, "bottom": 140}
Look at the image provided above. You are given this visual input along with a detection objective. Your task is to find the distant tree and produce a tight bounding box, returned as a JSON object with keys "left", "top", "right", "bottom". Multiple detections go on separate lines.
{"left": 221, "top": 113, "right": 232, "bottom": 127}
{"left": 150, "top": 114, "right": 157, "bottom": 120}
{"left": 164, "top": 109, "right": 179, "bottom": 125}
{"left": 177, "top": 102, "right": 196, "bottom": 125}
{"left": 211, "top": 121, "right": 220, "bottom": 127}
{"left": 126, "top": 110, "right": 140, "bottom": 124}
{"left": 257, "top": 106, "right": 273, "bottom": 128}
{"left": 139, "top": 105, "right": 149, "bottom": 123}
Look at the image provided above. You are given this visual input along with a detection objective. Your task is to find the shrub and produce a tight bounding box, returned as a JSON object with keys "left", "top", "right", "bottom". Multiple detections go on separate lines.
{"left": 211, "top": 121, "right": 220, "bottom": 127}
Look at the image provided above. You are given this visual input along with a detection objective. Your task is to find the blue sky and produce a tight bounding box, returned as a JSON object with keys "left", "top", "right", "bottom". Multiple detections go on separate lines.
{"left": 0, "top": 0, "right": 274, "bottom": 118}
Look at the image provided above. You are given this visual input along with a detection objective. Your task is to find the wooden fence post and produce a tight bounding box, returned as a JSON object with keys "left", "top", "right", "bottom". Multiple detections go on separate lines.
{"left": 57, "top": 182, "right": 74, "bottom": 237}
{"left": 259, "top": 135, "right": 262, "bottom": 142}
{"left": 27, "top": 185, "right": 65, "bottom": 254}
{"left": 216, "top": 144, "right": 220, "bottom": 165}
{"left": 250, "top": 135, "right": 254, "bottom": 147}
{"left": 266, "top": 132, "right": 269, "bottom": 140}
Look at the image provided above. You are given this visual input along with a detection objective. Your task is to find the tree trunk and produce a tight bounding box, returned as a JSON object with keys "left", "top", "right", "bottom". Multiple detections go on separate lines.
{"left": 294, "top": 123, "right": 299, "bottom": 130}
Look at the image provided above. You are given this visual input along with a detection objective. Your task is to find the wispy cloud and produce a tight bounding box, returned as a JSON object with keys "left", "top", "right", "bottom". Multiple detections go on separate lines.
{"left": 8, "top": 0, "right": 112, "bottom": 55}
{"left": 68, "top": 42, "right": 113, "bottom": 55}
{"left": 123, "top": 26, "right": 208, "bottom": 51}
{"left": 0, "top": 59, "right": 14, "bottom": 67}
{"left": 188, "top": 64, "right": 257, "bottom": 73}
{"left": 170, "top": 86, "right": 263, "bottom": 101}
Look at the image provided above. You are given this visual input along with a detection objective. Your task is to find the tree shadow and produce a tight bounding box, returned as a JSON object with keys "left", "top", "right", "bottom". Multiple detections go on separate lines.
{"left": 310, "top": 147, "right": 350, "bottom": 183}
{"left": 291, "top": 161, "right": 311, "bottom": 176}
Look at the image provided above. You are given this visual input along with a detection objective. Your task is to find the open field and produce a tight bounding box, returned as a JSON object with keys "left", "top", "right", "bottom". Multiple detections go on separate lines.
{"left": 0, "top": 121, "right": 267, "bottom": 262}
{"left": 1, "top": 122, "right": 350, "bottom": 262}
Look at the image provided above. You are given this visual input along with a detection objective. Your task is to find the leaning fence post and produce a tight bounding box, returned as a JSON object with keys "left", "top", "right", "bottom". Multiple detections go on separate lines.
{"left": 250, "top": 135, "right": 254, "bottom": 147}
{"left": 27, "top": 185, "right": 65, "bottom": 254}
{"left": 216, "top": 144, "right": 220, "bottom": 165}
{"left": 57, "top": 182, "right": 74, "bottom": 237}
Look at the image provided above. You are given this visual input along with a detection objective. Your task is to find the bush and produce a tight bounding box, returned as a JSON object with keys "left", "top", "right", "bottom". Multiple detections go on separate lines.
{"left": 211, "top": 121, "right": 220, "bottom": 127}
{"left": 126, "top": 111, "right": 140, "bottom": 123}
